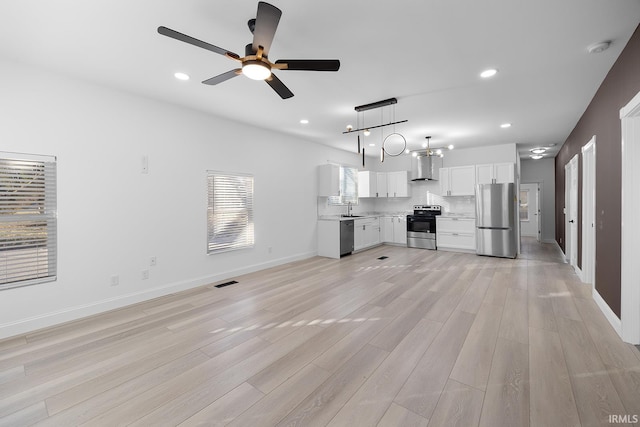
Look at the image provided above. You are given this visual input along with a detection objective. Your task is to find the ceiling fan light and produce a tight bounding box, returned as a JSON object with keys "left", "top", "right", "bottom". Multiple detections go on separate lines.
{"left": 242, "top": 61, "right": 272, "bottom": 80}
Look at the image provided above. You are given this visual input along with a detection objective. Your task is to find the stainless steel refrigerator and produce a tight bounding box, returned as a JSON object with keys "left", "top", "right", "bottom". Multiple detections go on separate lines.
{"left": 475, "top": 183, "right": 517, "bottom": 258}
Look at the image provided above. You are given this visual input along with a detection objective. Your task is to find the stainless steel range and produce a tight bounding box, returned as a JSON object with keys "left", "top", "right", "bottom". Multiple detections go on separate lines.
{"left": 407, "top": 205, "right": 442, "bottom": 249}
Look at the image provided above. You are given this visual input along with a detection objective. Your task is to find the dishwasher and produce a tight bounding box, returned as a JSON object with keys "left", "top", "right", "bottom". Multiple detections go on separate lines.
{"left": 339, "top": 220, "right": 354, "bottom": 256}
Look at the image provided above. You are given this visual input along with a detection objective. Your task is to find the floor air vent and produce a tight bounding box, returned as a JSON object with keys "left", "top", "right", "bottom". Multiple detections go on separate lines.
{"left": 215, "top": 280, "right": 238, "bottom": 288}
{"left": 377, "top": 256, "right": 389, "bottom": 260}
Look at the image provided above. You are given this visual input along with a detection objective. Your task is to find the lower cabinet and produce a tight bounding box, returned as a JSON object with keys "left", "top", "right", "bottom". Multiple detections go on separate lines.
{"left": 354, "top": 217, "right": 381, "bottom": 251}
{"left": 436, "top": 217, "right": 476, "bottom": 252}
{"left": 381, "top": 216, "right": 407, "bottom": 245}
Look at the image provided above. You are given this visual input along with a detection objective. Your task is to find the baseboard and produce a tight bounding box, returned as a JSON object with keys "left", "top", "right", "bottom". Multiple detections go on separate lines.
{"left": 0, "top": 251, "right": 316, "bottom": 340}
{"left": 593, "top": 288, "right": 622, "bottom": 337}
{"left": 574, "top": 265, "right": 583, "bottom": 282}
{"left": 542, "top": 238, "right": 557, "bottom": 244}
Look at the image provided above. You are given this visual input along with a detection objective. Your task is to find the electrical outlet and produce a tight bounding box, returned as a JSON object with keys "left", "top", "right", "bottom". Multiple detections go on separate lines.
{"left": 110, "top": 275, "right": 119, "bottom": 286}
{"left": 141, "top": 270, "right": 149, "bottom": 280}
{"left": 150, "top": 256, "right": 157, "bottom": 267}
{"left": 141, "top": 155, "right": 148, "bottom": 174}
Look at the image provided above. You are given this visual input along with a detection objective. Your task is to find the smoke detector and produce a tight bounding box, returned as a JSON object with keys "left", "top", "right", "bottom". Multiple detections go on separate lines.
{"left": 587, "top": 41, "right": 611, "bottom": 54}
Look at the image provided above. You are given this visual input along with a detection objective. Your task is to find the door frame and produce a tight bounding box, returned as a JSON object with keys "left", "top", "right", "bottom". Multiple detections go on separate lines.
{"left": 620, "top": 90, "right": 640, "bottom": 344}
{"left": 520, "top": 182, "right": 541, "bottom": 240}
{"left": 564, "top": 155, "right": 579, "bottom": 270}
{"left": 581, "top": 137, "right": 596, "bottom": 288}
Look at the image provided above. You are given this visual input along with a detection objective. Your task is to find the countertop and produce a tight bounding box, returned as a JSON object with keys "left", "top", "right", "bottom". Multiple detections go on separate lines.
{"left": 439, "top": 213, "right": 476, "bottom": 219}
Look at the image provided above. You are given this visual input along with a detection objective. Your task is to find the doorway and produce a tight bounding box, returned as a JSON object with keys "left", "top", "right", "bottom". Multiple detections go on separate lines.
{"left": 520, "top": 183, "right": 540, "bottom": 240}
{"left": 581, "top": 137, "right": 596, "bottom": 287}
{"left": 564, "top": 155, "right": 579, "bottom": 269}
{"left": 621, "top": 90, "right": 640, "bottom": 344}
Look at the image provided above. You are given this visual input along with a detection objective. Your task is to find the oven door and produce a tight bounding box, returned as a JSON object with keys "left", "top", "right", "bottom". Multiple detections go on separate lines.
{"left": 406, "top": 215, "right": 436, "bottom": 234}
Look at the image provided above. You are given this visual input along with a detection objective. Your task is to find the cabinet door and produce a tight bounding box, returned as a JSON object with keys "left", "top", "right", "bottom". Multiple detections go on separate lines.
{"left": 376, "top": 172, "right": 388, "bottom": 197}
{"left": 449, "top": 165, "right": 476, "bottom": 196}
{"left": 317, "top": 164, "right": 340, "bottom": 196}
{"left": 394, "top": 216, "right": 407, "bottom": 244}
{"left": 388, "top": 171, "right": 409, "bottom": 197}
{"left": 357, "top": 171, "right": 377, "bottom": 198}
{"left": 381, "top": 217, "right": 394, "bottom": 242}
{"left": 475, "top": 164, "right": 493, "bottom": 185}
{"left": 494, "top": 163, "right": 515, "bottom": 183}
{"left": 440, "top": 167, "right": 450, "bottom": 196}
{"left": 354, "top": 219, "right": 366, "bottom": 251}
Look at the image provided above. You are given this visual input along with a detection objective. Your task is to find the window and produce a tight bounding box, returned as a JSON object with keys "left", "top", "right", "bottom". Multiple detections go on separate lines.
{"left": 207, "top": 171, "right": 254, "bottom": 254}
{"left": 328, "top": 165, "right": 358, "bottom": 205}
{"left": 0, "top": 152, "right": 57, "bottom": 290}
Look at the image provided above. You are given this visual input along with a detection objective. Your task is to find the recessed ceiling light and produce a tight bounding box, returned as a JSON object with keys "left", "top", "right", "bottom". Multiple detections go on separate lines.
{"left": 480, "top": 68, "right": 498, "bottom": 78}
{"left": 369, "top": 143, "right": 376, "bottom": 147}
{"left": 531, "top": 154, "right": 544, "bottom": 160}
{"left": 174, "top": 72, "right": 190, "bottom": 81}
{"left": 530, "top": 147, "right": 547, "bottom": 154}
{"left": 500, "top": 123, "right": 512, "bottom": 128}
{"left": 448, "top": 144, "right": 454, "bottom": 150}
{"left": 300, "top": 119, "right": 309, "bottom": 124}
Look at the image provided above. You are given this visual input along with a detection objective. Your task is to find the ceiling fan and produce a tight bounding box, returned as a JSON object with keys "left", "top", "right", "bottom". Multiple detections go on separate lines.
{"left": 158, "top": 1, "right": 340, "bottom": 99}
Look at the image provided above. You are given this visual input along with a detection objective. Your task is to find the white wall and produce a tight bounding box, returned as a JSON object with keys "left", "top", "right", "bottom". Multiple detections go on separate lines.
{"left": 0, "top": 59, "right": 359, "bottom": 339}
{"left": 520, "top": 158, "right": 556, "bottom": 242}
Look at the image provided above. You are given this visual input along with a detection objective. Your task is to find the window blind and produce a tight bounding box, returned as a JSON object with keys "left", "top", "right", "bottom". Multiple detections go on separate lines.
{"left": 207, "top": 171, "right": 254, "bottom": 254}
{"left": 328, "top": 165, "right": 358, "bottom": 205}
{"left": 0, "top": 153, "right": 57, "bottom": 290}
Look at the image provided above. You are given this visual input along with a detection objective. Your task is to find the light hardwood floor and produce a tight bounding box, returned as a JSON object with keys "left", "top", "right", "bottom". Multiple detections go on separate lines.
{"left": 1, "top": 238, "right": 640, "bottom": 426}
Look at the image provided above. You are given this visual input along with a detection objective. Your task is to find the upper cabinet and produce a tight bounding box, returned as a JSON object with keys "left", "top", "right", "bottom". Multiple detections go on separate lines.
{"left": 476, "top": 163, "right": 515, "bottom": 184}
{"left": 358, "top": 171, "right": 377, "bottom": 198}
{"left": 387, "top": 171, "right": 409, "bottom": 198}
{"left": 357, "top": 170, "right": 409, "bottom": 198}
{"left": 440, "top": 165, "right": 476, "bottom": 196}
{"left": 318, "top": 164, "right": 340, "bottom": 196}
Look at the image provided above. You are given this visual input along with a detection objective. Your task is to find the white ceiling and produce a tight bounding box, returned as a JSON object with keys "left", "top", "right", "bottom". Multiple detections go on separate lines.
{"left": 1, "top": 1, "right": 639, "bottom": 160}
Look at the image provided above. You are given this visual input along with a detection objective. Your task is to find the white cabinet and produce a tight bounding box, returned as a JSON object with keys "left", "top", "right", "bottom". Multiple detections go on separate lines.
{"left": 376, "top": 173, "right": 388, "bottom": 198}
{"left": 440, "top": 165, "right": 476, "bottom": 196}
{"left": 436, "top": 217, "right": 476, "bottom": 253}
{"left": 317, "top": 164, "right": 340, "bottom": 196}
{"left": 358, "top": 170, "right": 408, "bottom": 198}
{"left": 476, "top": 163, "right": 514, "bottom": 184}
{"left": 354, "top": 217, "right": 381, "bottom": 251}
{"left": 357, "top": 171, "right": 377, "bottom": 198}
{"left": 381, "top": 215, "right": 407, "bottom": 245}
{"left": 387, "top": 171, "right": 409, "bottom": 198}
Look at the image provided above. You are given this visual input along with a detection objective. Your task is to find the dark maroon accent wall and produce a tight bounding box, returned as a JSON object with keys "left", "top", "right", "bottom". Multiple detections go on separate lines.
{"left": 555, "top": 24, "right": 640, "bottom": 318}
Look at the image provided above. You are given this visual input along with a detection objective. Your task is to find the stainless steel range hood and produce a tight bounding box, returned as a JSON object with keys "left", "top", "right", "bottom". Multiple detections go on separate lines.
{"left": 411, "top": 154, "right": 441, "bottom": 181}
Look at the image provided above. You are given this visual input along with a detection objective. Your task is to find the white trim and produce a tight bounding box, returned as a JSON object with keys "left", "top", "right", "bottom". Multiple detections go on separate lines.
{"left": 620, "top": 90, "right": 640, "bottom": 344}
{"left": 581, "top": 137, "right": 596, "bottom": 288}
{"left": 0, "top": 251, "right": 316, "bottom": 340}
{"left": 593, "top": 288, "right": 622, "bottom": 337}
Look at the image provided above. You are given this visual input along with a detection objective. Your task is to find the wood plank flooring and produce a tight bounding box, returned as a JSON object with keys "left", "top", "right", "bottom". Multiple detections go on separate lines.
{"left": 2, "top": 238, "right": 640, "bottom": 426}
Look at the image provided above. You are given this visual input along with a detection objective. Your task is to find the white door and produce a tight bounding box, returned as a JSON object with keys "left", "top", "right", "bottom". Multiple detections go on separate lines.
{"left": 520, "top": 183, "right": 540, "bottom": 240}
{"left": 581, "top": 137, "right": 596, "bottom": 287}
{"left": 565, "top": 155, "right": 579, "bottom": 268}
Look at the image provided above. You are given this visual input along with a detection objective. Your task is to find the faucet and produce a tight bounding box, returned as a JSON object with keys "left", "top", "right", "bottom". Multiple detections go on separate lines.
{"left": 347, "top": 202, "right": 352, "bottom": 216}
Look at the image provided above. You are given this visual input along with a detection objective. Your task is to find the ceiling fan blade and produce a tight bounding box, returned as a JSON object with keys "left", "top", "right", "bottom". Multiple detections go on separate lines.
{"left": 266, "top": 74, "right": 293, "bottom": 99}
{"left": 158, "top": 26, "right": 239, "bottom": 59}
{"left": 275, "top": 59, "right": 340, "bottom": 71}
{"left": 202, "top": 69, "right": 242, "bottom": 85}
{"left": 252, "top": 2, "right": 282, "bottom": 56}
